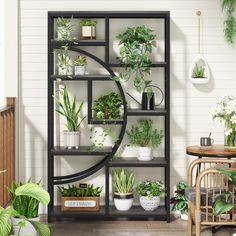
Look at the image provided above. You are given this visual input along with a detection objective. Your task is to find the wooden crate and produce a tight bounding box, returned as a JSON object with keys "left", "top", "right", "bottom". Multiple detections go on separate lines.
{"left": 61, "top": 197, "right": 100, "bottom": 212}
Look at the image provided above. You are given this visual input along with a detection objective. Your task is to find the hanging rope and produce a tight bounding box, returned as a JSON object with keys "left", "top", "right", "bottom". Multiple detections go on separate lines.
{"left": 196, "top": 10, "right": 201, "bottom": 54}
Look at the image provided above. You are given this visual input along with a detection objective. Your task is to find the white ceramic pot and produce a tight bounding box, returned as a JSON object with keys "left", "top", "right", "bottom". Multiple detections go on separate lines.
{"left": 181, "top": 212, "right": 188, "bottom": 221}
{"left": 114, "top": 193, "right": 133, "bottom": 211}
{"left": 58, "top": 66, "right": 73, "bottom": 76}
{"left": 57, "top": 26, "right": 71, "bottom": 40}
{"left": 190, "top": 77, "right": 209, "bottom": 84}
{"left": 139, "top": 196, "right": 160, "bottom": 211}
{"left": 12, "top": 216, "right": 39, "bottom": 236}
{"left": 63, "top": 131, "right": 80, "bottom": 149}
{"left": 74, "top": 65, "right": 86, "bottom": 75}
{"left": 81, "top": 26, "right": 96, "bottom": 39}
{"left": 138, "top": 147, "right": 153, "bottom": 161}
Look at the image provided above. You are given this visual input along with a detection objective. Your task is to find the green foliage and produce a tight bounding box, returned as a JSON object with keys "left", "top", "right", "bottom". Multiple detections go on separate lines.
{"left": 126, "top": 119, "right": 164, "bottom": 147}
{"left": 93, "top": 92, "right": 123, "bottom": 120}
{"left": 74, "top": 54, "right": 87, "bottom": 66}
{"left": 58, "top": 184, "right": 103, "bottom": 197}
{"left": 112, "top": 169, "right": 135, "bottom": 194}
{"left": 170, "top": 181, "right": 188, "bottom": 214}
{"left": 221, "top": 0, "right": 236, "bottom": 44}
{"left": 79, "top": 19, "right": 97, "bottom": 26}
{"left": 136, "top": 180, "right": 165, "bottom": 198}
{"left": 193, "top": 65, "right": 205, "bottom": 78}
{"left": 53, "top": 86, "right": 86, "bottom": 131}
{"left": 114, "top": 26, "right": 157, "bottom": 98}
{"left": 0, "top": 206, "right": 15, "bottom": 236}
{"left": 57, "top": 46, "right": 72, "bottom": 74}
{"left": 29, "top": 220, "right": 51, "bottom": 236}
{"left": 56, "top": 17, "right": 76, "bottom": 41}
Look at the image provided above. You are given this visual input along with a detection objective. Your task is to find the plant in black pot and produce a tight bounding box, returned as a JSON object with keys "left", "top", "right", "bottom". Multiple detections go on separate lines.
{"left": 93, "top": 92, "right": 123, "bottom": 120}
{"left": 113, "top": 25, "right": 157, "bottom": 110}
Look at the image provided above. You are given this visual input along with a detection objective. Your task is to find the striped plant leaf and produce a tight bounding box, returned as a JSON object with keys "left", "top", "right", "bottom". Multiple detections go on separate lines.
{"left": 0, "top": 206, "right": 14, "bottom": 236}
{"left": 29, "top": 220, "right": 51, "bottom": 236}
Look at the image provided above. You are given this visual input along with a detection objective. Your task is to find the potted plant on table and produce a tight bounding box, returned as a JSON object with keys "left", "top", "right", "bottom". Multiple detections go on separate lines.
{"left": 136, "top": 180, "right": 165, "bottom": 211}
{"left": 58, "top": 184, "right": 103, "bottom": 212}
{"left": 57, "top": 46, "right": 73, "bottom": 76}
{"left": 93, "top": 92, "right": 123, "bottom": 120}
{"left": 170, "top": 181, "right": 188, "bottom": 221}
{"left": 126, "top": 119, "right": 164, "bottom": 161}
{"left": 113, "top": 25, "right": 157, "bottom": 110}
{"left": 112, "top": 169, "right": 135, "bottom": 211}
{"left": 53, "top": 86, "right": 86, "bottom": 149}
{"left": 74, "top": 54, "right": 87, "bottom": 75}
{"left": 79, "top": 19, "right": 97, "bottom": 39}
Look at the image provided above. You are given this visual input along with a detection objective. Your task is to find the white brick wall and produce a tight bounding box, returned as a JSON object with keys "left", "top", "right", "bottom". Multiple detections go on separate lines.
{"left": 19, "top": 0, "right": 236, "bottom": 209}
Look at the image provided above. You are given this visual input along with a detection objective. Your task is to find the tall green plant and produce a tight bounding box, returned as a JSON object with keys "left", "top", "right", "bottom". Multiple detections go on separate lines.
{"left": 221, "top": 0, "right": 236, "bottom": 44}
{"left": 53, "top": 86, "right": 86, "bottom": 131}
{"left": 126, "top": 119, "right": 164, "bottom": 147}
{"left": 113, "top": 26, "right": 157, "bottom": 98}
{"left": 113, "top": 169, "right": 135, "bottom": 194}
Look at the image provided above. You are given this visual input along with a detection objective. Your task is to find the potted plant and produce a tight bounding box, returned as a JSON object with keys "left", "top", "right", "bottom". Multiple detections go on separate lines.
{"left": 136, "top": 180, "right": 165, "bottom": 211}
{"left": 53, "top": 86, "right": 86, "bottom": 149}
{"left": 74, "top": 54, "right": 87, "bottom": 75}
{"left": 170, "top": 181, "right": 188, "bottom": 221}
{"left": 79, "top": 19, "right": 97, "bottom": 39}
{"left": 126, "top": 119, "right": 164, "bottom": 161}
{"left": 93, "top": 92, "right": 123, "bottom": 120}
{"left": 190, "top": 64, "right": 209, "bottom": 84}
{"left": 57, "top": 46, "right": 73, "bottom": 75}
{"left": 6, "top": 179, "right": 50, "bottom": 236}
{"left": 113, "top": 26, "right": 157, "bottom": 108}
{"left": 58, "top": 184, "right": 103, "bottom": 212}
{"left": 112, "top": 169, "right": 135, "bottom": 211}
{"left": 56, "top": 16, "right": 76, "bottom": 41}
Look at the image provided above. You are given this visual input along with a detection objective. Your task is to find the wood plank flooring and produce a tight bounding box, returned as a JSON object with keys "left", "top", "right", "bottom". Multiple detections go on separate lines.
{"left": 48, "top": 218, "right": 236, "bottom": 236}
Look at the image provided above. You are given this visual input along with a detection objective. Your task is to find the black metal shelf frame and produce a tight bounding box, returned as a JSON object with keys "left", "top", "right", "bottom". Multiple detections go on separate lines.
{"left": 48, "top": 11, "right": 170, "bottom": 222}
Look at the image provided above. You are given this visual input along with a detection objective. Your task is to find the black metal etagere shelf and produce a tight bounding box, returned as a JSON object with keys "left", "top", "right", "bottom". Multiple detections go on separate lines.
{"left": 48, "top": 11, "right": 170, "bottom": 222}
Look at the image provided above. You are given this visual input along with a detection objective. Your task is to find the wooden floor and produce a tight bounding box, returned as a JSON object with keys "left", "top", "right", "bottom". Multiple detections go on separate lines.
{"left": 48, "top": 218, "right": 236, "bottom": 236}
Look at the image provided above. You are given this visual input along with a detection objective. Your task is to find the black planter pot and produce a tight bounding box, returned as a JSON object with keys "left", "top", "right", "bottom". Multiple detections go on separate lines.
{"left": 142, "top": 92, "right": 154, "bottom": 110}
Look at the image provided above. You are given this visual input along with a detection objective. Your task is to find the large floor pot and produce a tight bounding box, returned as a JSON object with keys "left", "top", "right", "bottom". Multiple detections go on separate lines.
{"left": 114, "top": 192, "right": 133, "bottom": 211}
{"left": 12, "top": 216, "right": 39, "bottom": 236}
{"left": 138, "top": 147, "right": 153, "bottom": 161}
{"left": 139, "top": 196, "right": 160, "bottom": 211}
{"left": 63, "top": 131, "right": 80, "bottom": 149}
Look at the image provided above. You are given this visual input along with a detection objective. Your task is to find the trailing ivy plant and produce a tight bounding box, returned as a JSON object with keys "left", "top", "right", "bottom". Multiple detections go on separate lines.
{"left": 221, "top": 0, "right": 236, "bottom": 44}
{"left": 113, "top": 26, "right": 157, "bottom": 98}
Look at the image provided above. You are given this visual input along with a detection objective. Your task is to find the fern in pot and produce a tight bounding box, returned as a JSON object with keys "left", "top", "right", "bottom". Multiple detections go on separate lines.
{"left": 53, "top": 86, "right": 86, "bottom": 149}
{"left": 74, "top": 54, "right": 87, "bottom": 75}
{"left": 113, "top": 169, "right": 135, "bottom": 211}
{"left": 126, "top": 119, "right": 164, "bottom": 161}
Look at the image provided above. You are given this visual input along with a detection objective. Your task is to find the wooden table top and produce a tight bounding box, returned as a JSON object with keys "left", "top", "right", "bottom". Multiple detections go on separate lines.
{"left": 186, "top": 145, "right": 236, "bottom": 158}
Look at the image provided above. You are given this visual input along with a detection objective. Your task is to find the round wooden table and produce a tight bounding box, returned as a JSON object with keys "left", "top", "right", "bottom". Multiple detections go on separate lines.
{"left": 186, "top": 145, "right": 236, "bottom": 158}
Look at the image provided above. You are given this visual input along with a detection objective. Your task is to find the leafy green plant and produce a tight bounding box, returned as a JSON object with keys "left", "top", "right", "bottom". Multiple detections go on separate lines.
{"left": 193, "top": 65, "right": 205, "bottom": 78}
{"left": 113, "top": 26, "right": 157, "bottom": 98}
{"left": 221, "top": 0, "right": 236, "bottom": 44}
{"left": 136, "top": 180, "right": 165, "bottom": 198}
{"left": 57, "top": 46, "right": 72, "bottom": 75}
{"left": 79, "top": 19, "right": 97, "bottom": 26}
{"left": 113, "top": 169, "right": 135, "bottom": 194}
{"left": 93, "top": 92, "right": 123, "bottom": 120}
{"left": 74, "top": 54, "right": 87, "bottom": 66}
{"left": 53, "top": 86, "right": 86, "bottom": 131}
{"left": 126, "top": 119, "right": 164, "bottom": 147}
{"left": 170, "top": 181, "right": 188, "bottom": 214}
{"left": 56, "top": 17, "right": 76, "bottom": 41}
{"left": 58, "top": 184, "right": 103, "bottom": 197}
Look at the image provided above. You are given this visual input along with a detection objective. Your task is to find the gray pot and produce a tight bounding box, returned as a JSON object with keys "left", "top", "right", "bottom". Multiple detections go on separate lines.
{"left": 74, "top": 65, "right": 86, "bottom": 75}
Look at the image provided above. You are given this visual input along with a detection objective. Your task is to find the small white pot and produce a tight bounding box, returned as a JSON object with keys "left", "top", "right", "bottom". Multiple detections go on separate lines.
{"left": 74, "top": 65, "right": 86, "bottom": 75}
{"left": 181, "top": 212, "right": 188, "bottom": 221}
{"left": 139, "top": 196, "right": 160, "bottom": 211}
{"left": 190, "top": 77, "right": 209, "bottom": 84}
{"left": 58, "top": 66, "right": 73, "bottom": 76}
{"left": 12, "top": 216, "right": 39, "bottom": 236}
{"left": 138, "top": 147, "right": 153, "bottom": 161}
{"left": 63, "top": 131, "right": 80, "bottom": 149}
{"left": 81, "top": 26, "right": 96, "bottom": 39}
{"left": 57, "top": 26, "right": 71, "bottom": 40}
{"left": 114, "top": 193, "right": 133, "bottom": 211}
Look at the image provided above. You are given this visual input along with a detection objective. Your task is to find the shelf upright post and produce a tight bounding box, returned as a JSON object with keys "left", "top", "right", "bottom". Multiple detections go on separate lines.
{"left": 105, "top": 16, "right": 110, "bottom": 64}
{"left": 87, "top": 80, "right": 93, "bottom": 124}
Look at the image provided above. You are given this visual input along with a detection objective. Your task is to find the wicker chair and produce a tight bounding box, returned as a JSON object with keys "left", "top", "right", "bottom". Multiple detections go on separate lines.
{"left": 187, "top": 158, "right": 236, "bottom": 236}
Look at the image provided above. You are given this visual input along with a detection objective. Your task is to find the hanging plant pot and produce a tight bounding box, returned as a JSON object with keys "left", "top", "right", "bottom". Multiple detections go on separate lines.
{"left": 189, "top": 54, "right": 210, "bottom": 84}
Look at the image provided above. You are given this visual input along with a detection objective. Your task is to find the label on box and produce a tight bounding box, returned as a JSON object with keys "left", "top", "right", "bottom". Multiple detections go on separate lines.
{"left": 65, "top": 200, "right": 96, "bottom": 208}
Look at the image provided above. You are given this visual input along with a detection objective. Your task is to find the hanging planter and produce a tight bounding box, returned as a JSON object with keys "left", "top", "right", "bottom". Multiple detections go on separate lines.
{"left": 189, "top": 11, "right": 210, "bottom": 85}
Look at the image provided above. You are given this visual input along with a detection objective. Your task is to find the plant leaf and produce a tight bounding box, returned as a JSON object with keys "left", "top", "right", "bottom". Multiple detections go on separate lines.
{"left": 29, "top": 220, "right": 51, "bottom": 236}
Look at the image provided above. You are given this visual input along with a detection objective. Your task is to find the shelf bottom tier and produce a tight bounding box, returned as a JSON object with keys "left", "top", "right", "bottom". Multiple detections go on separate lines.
{"left": 50, "top": 205, "right": 168, "bottom": 220}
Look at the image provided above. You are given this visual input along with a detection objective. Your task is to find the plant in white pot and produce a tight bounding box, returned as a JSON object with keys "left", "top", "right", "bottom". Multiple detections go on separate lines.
{"left": 53, "top": 86, "right": 86, "bottom": 149}
{"left": 136, "top": 180, "right": 165, "bottom": 212}
{"left": 74, "top": 54, "right": 87, "bottom": 75}
{"left": 112, "top": 169, "right": 135, "bottom": 211}
{"left": 56, "top": 16, "right": 76, "bottom": 41}
{"left": 5, "top": 179, "right": 51, "bottom": 236}
{"left": 126, "top": 119, "right": 164, "bottom": 161}
{"left": 57, "top": 46, "right": 73, "bottom": 76}
{"left": 79, "top": 19, "right": 97, "bottom": 40}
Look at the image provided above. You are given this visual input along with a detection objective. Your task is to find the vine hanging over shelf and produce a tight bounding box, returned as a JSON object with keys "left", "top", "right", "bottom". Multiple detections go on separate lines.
{"left": 221, "top": 0, "right": 236, "bottom": 45}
